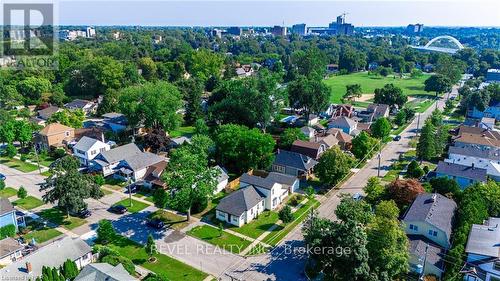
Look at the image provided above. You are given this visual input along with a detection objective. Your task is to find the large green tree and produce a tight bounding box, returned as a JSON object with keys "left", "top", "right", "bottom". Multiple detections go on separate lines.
{"left": 424, "top": 74, "right": 452, "bottom": 97}
{"left": 279, "top": 128, "right": 308, "bottom": 149}
{"left": 315, "top": 146, "right": 354, "bottom": 186}
{"left": 373, "top": 84, "right": 407, "bottom": 108}
{"left": 176, "top": 78, "right": 204, "bottom": 125}
{"left": 351, "top": 131, "right": 378, "bottom": 160}
{"left": 17, "top": 77, "right": 51, "bottom": 105}
{"left": 287, "top": 75, "right": 330, "bottom": 119}
{"left": 370, "top": 117, "right": 391, "bottom": 139}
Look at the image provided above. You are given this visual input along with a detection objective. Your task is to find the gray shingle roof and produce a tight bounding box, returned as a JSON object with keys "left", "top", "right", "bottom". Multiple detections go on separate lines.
{"left": 75, "top": 263, "right": 137, "bottom": 281}
{"left": 403, "top": 193, "right": 457, "bottom": 242}
{"left": 0, "top": 197, "right": 15, "bottom": 216}
{"left": 124, "top": 152, "right": 165, "bottom": 172}
{"left": 448, "top": 145, "right": 500, "bottom": 161}
{"left": 73, "top": 136, "right": 101, "bottom": 152}
{"left": 240, "top": 173, "right": 276, "bottom": 190}
{"left": 65, "top": 99, "right": 92, "bottom": 109}
{"left": 408, "top": 235, "right": 445, "bottom": 270}
{"left": 465, "top": 217, "right": 500, "bottom": 258}
{"left": 266, "top": 172, "right": 298, "bottom": 187}
{"left": 0, "top": 237, "right": 91, "bottom": 278}
{"left": 0, "top": 237, "right": 23, "bottom": 259}
{"left": 436, "top": 161, "right": 488, "bottom": 182}
{"left": 99, "top": 143, "right": 142, "bottom": 164}
{"left": 216, "top": 186, "right": 265, "bottom": 216}
{"left": 328, "top": 116, "right": 356, "bottom": 128}
{"left": 273, "top": 150, "right": 318, "bottom": 171}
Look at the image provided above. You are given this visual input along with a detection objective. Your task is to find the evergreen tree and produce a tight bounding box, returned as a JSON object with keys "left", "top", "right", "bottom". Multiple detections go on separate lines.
{"left": 416, "top": 119, "right": 436, "bottom": 161}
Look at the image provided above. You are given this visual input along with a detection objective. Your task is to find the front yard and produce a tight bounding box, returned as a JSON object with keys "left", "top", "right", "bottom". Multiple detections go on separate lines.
{"left": 113, "top": 198, "right": 150, "bottom": 213}
{"left": 107, "top": 235, "right": 208, "bottom": 281}
{"left": 147, "top": 210, "right": 188, "bottom": 231}
{"left": 228, "top": 211, "right": 279, "bottom": 239}
{"left": 38, "top": 208, "right": 87, "bottom": 230}
{"left": 22, "top": 227, "right": 63, "bottom": 244}
{"left": 13, "top": 196, "right": 44, "bottom": 210}
{"left": 0, "top": 157, "right": 38, "bottom": 173}
{"left": 187, "top": 224, "right": 252, "bottom": 254}
{"left": 0, "top": 187, "right": 17, "bottom": 198}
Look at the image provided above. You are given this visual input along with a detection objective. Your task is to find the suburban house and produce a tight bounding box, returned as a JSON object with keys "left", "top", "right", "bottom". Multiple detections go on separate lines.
{"left": 91, "top": 143, "right": 166, "bottom": 185}
{"left": 479, "top": 117, "right": 496, "bottom": 130}
{"left": 453, "top": 127, "right": 500, "bottom": 151}
{"left": 0, "top": 237, "right": 23, "bottom": 266}
{"left": 64, "top": 99, "right": 97, "bottom": 116}
{"left": 403, "top": 193, "right": 457, "bottom": 278}
{"left": 72, "top": 136, "right": 110, "bottom": 166}
{"left": 240, "top": 171, "right": 299, "bottom": 209}
{"left": 75, "top": 263, "right": 137, "bottom": 281}
{"left": 315, "top": 133, "right": 339, "bottom": 149}
{"left": 330, "top": 104, "right": 354, "bottom": 118}
{"left": 271, "top": 149, "right": 318, "bottom": 178}
{"left": 463, "top": 217, "right": 500, "bottom": 281}
{"left": 37, "top": 105, "right": 61, "bottom": 120}
{"left": 75, "top": 127, "right": 106, "bottom": 143}
{"left": 307, "top": 114, "right": 320, "bottom": 126}
{"left": 300, "top": 126, "right": 316, "bottom": 140}
{"left": 0, "top": 237, "right": 93, "bottom": 279}
{"left": 467, "top": 100, "right": 500, "bottom": 121}
{"left": 0, "top": 198, "right": 18, "bottom": 230}
{"left": 235, "top": 64, "right": 254, "bottom": 77}
{"left": 357, "top": 103, "right": 390, "bottom": 123}
{"left": 214, "top": 165, "right": 229, "bottom": 194}
{"left": 328, "top": 116, "right": 358, "bottom": 135}
{"left": 216, "top": 186, "right": 265, "bottom": 227}
{"left": 445, "top": 146, "right": 500, "bottom": 181}
{"left": 142, "top": 161, "right": 168, "bottom": 188}
{"left": 290, "top": 140, "right": 326, "bottom": 159}
{"left": 36, "top": 123, "right": 75, "bottom": 150}
{"left": 435, "top": 161, "right": 488, "bottom": 189}
{"left": 326, "top": 128, "right": 353, "bottom": 150}
{"left": 169, "top": 136, "right": 192, "bottom": 149}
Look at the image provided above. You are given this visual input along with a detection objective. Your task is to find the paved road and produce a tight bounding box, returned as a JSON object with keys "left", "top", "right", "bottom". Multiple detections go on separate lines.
{"left": 221, "top": 92, "right": 450, "bottom": 281}
{"left": 0, "top": 165, "right": 46, "bottom": 198}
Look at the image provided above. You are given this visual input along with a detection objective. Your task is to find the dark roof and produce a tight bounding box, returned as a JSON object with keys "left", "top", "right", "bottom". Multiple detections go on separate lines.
{"left": 0, "top": 198, "right": 15, "bottom": 216}
{"left": 37, "top": 106, "right": 60, "bottom": 118}
{"left": 266, "top": 172, "right": 298, "bottom": 187}
{"left": 436, "top": 161, "right": 488, "bottom": 182}
{"left": 75, "top": 127, "right": 105, "bottom": 142}
{"left": 0, "top": 237, "right": 23, "bottom": 259}
{"left": 367, "top": 103, "right": 390, "bottom": 119}
{"left": 273, "top": 150, "right": 318, "bottom": 171}
{"left": 403, "top": 193, "right": 457, "bottom": 242}
{"left": 290, "top": 140, "right": 324, "bottom": 159}
{"left": 75, "top": 263, "right": 137, "bottom": 281}
{"left": 65, "top": 99, "right": 93, "bottom": 109}
{"left": 408, "top": 235, "right": 445, "bottom": 270}
{"left": 99, "top": 143, "right": 142, "bottom": 164}
{"left": 216, "top": 186, "right": 265, "bottom": 216}
{"left": 240, "top": 173, "right": 276, "bottom": 190}
{"left": 448, "top": 145, "right": 500, "bottom": 161}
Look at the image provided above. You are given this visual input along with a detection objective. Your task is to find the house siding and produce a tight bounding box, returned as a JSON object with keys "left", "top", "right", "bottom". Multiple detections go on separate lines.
{"left": 0, "top": 211, "right": 18, "bottom": 230}
{"left": 405, "top": 221, "right": 450, "bottom": 249}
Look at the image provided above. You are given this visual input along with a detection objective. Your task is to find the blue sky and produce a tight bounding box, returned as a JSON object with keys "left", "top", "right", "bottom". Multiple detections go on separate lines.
{"left": 56, "top": 0, "right": 500, "bottom": 27}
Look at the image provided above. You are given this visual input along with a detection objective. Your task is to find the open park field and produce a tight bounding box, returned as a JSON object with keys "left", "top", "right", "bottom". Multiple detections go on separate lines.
{"left": 324, "top": 72, "right": 432, "bottom": 103}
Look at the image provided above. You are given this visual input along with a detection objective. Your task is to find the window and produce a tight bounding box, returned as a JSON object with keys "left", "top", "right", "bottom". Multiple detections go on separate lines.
{"left": 494, "top": 261, "right": 500, "bottom": 271}
{"left": 428, "top": 230, "right": 437, "bottom": 236}
{"left": 428, "top": 230, "right": 433, "bottom": 235}
{"left": 65, "top": 131, "right": 70, "bottom": 137}
{"left": 409, "top": 224, "right": 418, "bottom": 231}
{"left": 250, "top": 208, "right": 253, "bottom": 215}
{"left": 91, "top": 150, "right": 97, "bottom": 155}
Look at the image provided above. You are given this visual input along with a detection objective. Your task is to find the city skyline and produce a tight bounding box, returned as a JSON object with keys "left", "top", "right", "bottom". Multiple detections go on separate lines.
{"left": 56, "top": 1, "right": 500, "bottom": 27}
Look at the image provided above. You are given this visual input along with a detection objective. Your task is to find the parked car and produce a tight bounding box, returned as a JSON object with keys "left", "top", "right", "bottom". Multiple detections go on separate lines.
{"left": 74, "top": 209, "right": 92, "bottom": 218}
{"left": 393, "top": 135, "right": 402, "bottom": 141}
{"left": 352, "top": 192, "right": 364, "bottom": 201}
{"left": 146, "top": 218, "right": 165, "bottom": 230}
{"left": 108, "top": 205, "right": 127, "bottom": 214}
{"left": 0, "top": 173, "right": 6, "bottom": 181}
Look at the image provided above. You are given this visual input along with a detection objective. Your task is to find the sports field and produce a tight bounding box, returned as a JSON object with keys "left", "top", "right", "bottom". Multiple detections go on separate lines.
{"left": 324, "top": 72, "right": 432, "bottom": 103}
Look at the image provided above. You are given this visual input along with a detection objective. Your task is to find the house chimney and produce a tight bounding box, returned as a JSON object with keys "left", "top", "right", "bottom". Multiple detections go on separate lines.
{"left": 26, "top": 262, "right": 32, "bottom": 274}
{"left": 472, "top": 163, "right": 475, "bottom": 169}
{"left": 430, "top": 193, "right": 437, "bottom": 202}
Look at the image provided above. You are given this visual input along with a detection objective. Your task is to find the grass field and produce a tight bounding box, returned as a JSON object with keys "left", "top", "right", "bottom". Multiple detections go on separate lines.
{"left": 228, "top": 211, "right": 279, "bottom": 239}
{"left": 113, "top": 198, "right": 150, "bottom": 213}
{"left": 38, "top": 208, "right": 87, "bottom": 230}
{"left": 324, "top": 72, "right": 431, "bottom": 103}
{"left": 13, "top": 196, "right": 44, "bottom": 210}
{"left": 108, "top": 235, "right": 208, "bottom": 280}
{"left": 187, "top": 225, "right": 252, "bottom": 254}
{"left": 23, "top": 227, "right": 63, "bottom": 244}
{"left": 0, "top": 157, "right": 38, "bottom": 173}
{"left": 0, "top": 187, "right": 17, "bottom": 198}
{"left": 169, "top": 126, "right": 195, "bottom": 138}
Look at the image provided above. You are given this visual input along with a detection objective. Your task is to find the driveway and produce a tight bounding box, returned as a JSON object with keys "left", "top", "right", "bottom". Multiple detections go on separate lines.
{"left": 0, "top": 164, "right": 46, "bottom": 198}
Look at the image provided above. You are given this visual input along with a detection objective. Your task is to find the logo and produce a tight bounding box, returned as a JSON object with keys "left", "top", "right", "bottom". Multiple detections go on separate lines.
{"left": 1, "top": 2, "right": 58, "bottom": 69}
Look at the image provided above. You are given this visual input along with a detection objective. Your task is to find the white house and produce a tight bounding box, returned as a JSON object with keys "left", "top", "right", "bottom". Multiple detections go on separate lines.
{"left": 72, "top": 136, "right": 110, "bottom": 166}
{"left": 464, "top": 217, "right": 500, "bottom": 281}
{"left": 214, "top": 165, "right": 229, "bottom": 194}
{"left": 300, "top": 126, "right": 316, "bottom": 140}
{"left": 328, "top": 116, "right": 358, "bottom": 135}
{"left": 216, "top": 186, "right": 265, "bottom": 227}
{"left": 239, "top": 173, "right": 290, "bottom": 210}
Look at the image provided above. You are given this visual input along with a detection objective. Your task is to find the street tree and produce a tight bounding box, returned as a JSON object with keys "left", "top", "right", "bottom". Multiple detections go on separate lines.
{"left": 335, "top": 194, "right": 373, "bottom": 225}
{"left": 315, "top": 146, "right": 354, "bottom": 186}
{"left": 351, "top": 131, "right": 378, "bottom": 160}
{"left": 371, "top": 117, "right": 392, "bottom": 139}
{"left": 424, "top": 74, "right": 452, "bottom": 97}
{"left": 406, "top": 160, "right": 424, "bottom": 179}
{"left": 96, "top": 219, "right": 116, "bottom": 244}
{"left": 363, "top": 177, "right": 386, "bottom": 206}
{"left": 41, "top": 156, "right": 103, "bottom": 216}
{"left": 145, "top": 234, "right": 158, "bottom": 260}
{"left": 343, "top": 84, "right": 362, "bottom": 102}
{"left": 416, "top": 119, "right": 437, "bottom": 161}
{"left": 373, "top": 84, "right": 407, "bottom": 108}
{"left": 278, "top": 205, "right": 294, "bottom": 224}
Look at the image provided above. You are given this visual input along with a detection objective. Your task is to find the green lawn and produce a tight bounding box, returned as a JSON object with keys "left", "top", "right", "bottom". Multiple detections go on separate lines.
{"left": 13, "top": 196, "right": 44, "bottom": 210}
{"left": 113, "top": 198, "right": 150, "bottom": 213}
{"left": 38, "top": 208, "right": 87, "bottom": 230}
{"left": 0, "top": 187, "right": 17, "bottom": 198}
{"left": 147, "top": 210, "right": 188, "bottom": 231}
{"left": 23, "top": 227, "right": 63, "bottom": 244}
{"left": 262, "top": 198, "right": 320, "bottom": 246}
{"left": 187, "top": 225, "right": 252, "bottom": 254}
{"left": 228, "top": 211, "right": 279, "bottom": 239}
{"left": 0, "top": 157, "right": 38, "bottom": 173}
{"left": 382, "top": 150, "right": 417, "bottom": 182}
{"left": 324, "top": 72, "right": 431, "bottom": 103}
{"left": 169, "top": 126, "right": 195, "bottom": 138}
{"left": 100, "top": 188, "right": 113, "bottom": 196}
{"left": 24, "top": 153, "right": 56, "bottom": 167}
{"left": 107, "top": 236, "right": 208, "bottom": 281}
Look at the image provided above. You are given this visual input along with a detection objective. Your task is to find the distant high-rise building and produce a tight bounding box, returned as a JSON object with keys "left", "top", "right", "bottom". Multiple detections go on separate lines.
{"left": 211, "top": 28, "right": 222, "bottom": 39}
{"left": 226, "top": 26, "right": 242, "bottom": 36}
{"left": 86, "top": 26, "right": 96, "bottom": 38}
{"left": 406, "top": 24, "right": 424, "bottom": 34}
{"left": 327, "top": 14, "right": 354, "bottom": 35}
{"left": 271, "top": 25, "right": 287, "bottom": 36}
{"left": 291, "top": 23, "right": 307, "bottom": 35}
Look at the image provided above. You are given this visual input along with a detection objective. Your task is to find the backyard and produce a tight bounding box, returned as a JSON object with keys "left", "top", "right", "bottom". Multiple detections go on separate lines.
{"left": 324, "top": 72, "right": 431, "bottom": 103}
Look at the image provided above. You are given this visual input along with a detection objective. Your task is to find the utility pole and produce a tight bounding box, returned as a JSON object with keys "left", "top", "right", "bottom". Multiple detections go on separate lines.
{"left": 419, "top": 243, "right": 429, "bottom": 280}
{"left": 33, "top": 144, "right": 42, "bottom": 174}
{"left": 377, "top": 140, "right": 382, "bottom": 177}
{"left": 416, "top": 113, "right": 421, "bottom": 137}
{"left": 127, "top": 173, "right": 133, "bottom": 207}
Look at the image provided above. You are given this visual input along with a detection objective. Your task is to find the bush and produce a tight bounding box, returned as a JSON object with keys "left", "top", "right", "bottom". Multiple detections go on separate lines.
{"left": 20, "top": 154, "right": 28, "bottom": 162}
{"left": 17, "top": 186, "right": 27, "bottom": 199}
{"left": 191, "top": 196, "right": 208, "bottom": 214}
{"left": 0, "top": 224, "right": 16, "bottom": 239}
{"left": 52, "top": 148, "right": 67, "bottom": 159}
{"left": 96, "top": 220, "right": 116, "bottom": 244}
{"left": 93, "top": 175, "right": 105, "bottom": 186}
{"left": 279, "top": 205, "right": 294, "bottom": 224}
{"left": 61, "top": 259, "right": 79, "bottom": 280}
{"left": 0, "top": 180, "right": 5, "bottom": 190}
{"left": 3, "top": 144, "right": 17, "bottom": 158}
{"left": 93, "top": 244, "right": 120, "bottom": 258}
{"left": 406, "top": 160, "right": 424, "bottom": 179}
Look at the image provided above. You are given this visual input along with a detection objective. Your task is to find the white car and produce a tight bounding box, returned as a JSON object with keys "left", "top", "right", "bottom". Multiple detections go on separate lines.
{"left": 352, "top": 192, "right": 363, "bottom": 201}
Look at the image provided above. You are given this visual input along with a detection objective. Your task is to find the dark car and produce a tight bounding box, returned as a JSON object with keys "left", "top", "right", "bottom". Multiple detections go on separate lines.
{"left": 108, "top": 205, "right": 127, "bottom": 214}
{"left": 75, "top": 209, "right": 92, "bottom": 218}
{"left": 146, "top": 219, "right": 165, "bottom": 229}
{"left": 0, "top": 173, "right": 6, "bottom": 181}
{"left": 393, "top": 135, "right": 402, "bottom": 141}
